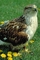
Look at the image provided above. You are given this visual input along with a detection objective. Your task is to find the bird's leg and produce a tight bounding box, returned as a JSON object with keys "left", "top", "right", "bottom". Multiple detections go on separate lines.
{"left": 9, "top": 44, "right": 20, "bottom": 52}
{"left": 9, "top": 44, "right": 13, "bottom": 51}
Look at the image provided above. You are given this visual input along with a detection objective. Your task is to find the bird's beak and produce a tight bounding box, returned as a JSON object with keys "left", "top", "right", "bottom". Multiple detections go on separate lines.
{"left": 32, "top": 8, "right": 38, "bottom": 12}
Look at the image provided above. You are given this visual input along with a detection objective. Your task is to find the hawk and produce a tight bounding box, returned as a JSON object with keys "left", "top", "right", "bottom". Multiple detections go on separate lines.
{"left": 0, "top": 5, "right": 38, "bottom": 51}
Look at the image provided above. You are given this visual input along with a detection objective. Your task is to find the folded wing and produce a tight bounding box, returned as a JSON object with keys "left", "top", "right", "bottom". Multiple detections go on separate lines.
{"left": 0, "top": 20, "right": 28, "bottom": 46}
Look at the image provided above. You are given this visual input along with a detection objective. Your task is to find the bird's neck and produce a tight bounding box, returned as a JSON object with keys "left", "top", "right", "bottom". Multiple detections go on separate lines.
{"left": 23, "top": 14, "right": 38, "bottom": 26}
{"left": 23, "top": 14, "right": 38, "bottom": 33}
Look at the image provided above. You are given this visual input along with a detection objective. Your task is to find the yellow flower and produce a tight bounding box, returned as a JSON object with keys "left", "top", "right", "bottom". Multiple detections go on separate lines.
{"left": 0, "top": 50, "right": 3, "bottom": 52}
{"left": 25, "top": 49, "right": 28, "bottom": 52}
{"left": 17, "top": 53, "right": 21, "bottom": 56}
{"left": 13, "top": 52, "right": 18, "bottom": 57}
{"left": 25, "top": 49, "right": 31, "bottom": 53}
{"left": 30, "top": 40, "right": 34, "bottom": 43}
{"left": 7, "top": 53, "right": 12, "bottom": 57}
{"left": 22, "top": 48, "right": 28, "bottom": 52}
{"left": 7, "top": 51, "right": 12, "bottom": 54}
{"left": 1, "top": 53, "right": 6, "bottom": 58}
{"left": 0, "top": 21, "right": 4, "bottom": 24}
{"left": 7, "top": 57, "right": 13, "bottom": 60}
{"left": 13, "top": 52, "right": 21, "bottom": 57}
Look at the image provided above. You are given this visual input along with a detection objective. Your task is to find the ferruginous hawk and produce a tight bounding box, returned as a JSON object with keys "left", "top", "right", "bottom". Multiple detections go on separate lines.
{"left": 0, "top": 4, "right": 38, "bottom": 51}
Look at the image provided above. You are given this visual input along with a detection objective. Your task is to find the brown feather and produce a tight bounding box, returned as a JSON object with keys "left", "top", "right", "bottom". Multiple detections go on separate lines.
{"left": 0, "top": 20, "right": 28, "bottom": 46}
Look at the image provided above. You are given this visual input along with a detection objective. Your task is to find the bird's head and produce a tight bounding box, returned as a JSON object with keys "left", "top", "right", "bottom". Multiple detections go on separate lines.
{"left": 24, "top": 4, "right": 38, "bottom": 16}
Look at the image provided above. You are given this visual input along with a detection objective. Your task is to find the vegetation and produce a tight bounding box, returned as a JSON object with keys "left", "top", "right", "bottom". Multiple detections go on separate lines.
{"left": 0, "top": 0, "right": 40, "bottom": 60}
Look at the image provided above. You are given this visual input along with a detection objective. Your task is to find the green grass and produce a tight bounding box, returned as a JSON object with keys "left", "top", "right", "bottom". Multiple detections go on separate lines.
{"left": 0, "top": 0, "right": 40, "bottom": 60}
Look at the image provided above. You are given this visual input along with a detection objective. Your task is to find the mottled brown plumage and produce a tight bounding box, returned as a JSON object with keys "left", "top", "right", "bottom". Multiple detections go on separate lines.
{"left": 0, "top": 4, "right": 38, "bottom": 51}
{"left": 0, "top": 20, "right": 28, "bottom": 46}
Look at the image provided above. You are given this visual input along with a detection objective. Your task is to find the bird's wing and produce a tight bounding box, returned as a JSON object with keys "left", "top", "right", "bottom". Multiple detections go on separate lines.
{"left": 0, "top": 20, "right": 28, "bottom": 46}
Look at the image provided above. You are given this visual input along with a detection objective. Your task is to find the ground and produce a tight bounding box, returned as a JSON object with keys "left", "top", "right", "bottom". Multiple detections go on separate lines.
{"left": 0, "top": 0, "right": 40, "bottom": 60}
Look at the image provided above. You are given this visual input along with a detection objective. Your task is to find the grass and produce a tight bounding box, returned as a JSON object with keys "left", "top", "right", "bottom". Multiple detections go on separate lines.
{"left": 0, "top": 0, "right": 40, "bottom": 60}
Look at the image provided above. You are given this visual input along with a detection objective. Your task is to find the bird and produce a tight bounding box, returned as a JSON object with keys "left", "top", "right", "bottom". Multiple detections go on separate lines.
{"left": 0, "top": 4, "right": 38, "bottom": 51}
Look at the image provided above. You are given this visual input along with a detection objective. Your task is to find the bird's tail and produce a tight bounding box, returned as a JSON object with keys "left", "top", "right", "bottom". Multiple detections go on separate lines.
{"left": 0, "top": 28, "right": 3, "bottom": 40}
{"left": 0, "top": 20, "right": 9, "bottom": 40}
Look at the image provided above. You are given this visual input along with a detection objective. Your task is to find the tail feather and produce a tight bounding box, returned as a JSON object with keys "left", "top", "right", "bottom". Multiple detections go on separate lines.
{"left": 0, "top": 20, "right": 9, "bottom": 40}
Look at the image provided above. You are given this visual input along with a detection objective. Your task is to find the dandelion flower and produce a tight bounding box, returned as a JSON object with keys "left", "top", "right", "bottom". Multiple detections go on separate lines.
{"left": 7, "top": 57, "right": 12, "bottom": 60}
{"left": 13, "top": 52, "right": 21, "bottom": 57}
{"left": 7, "top": 51, "right": 12, "bottom": 54}
{"left": 0, "top": 50, "right": 3, "bottom": 52}
{"left": 1, "top": 53, "right": 6, "bottom": 58}
{"left": 17, "top": 53, "right": 21, "bottom": 56}
{"left": 30, "top": 40, "right": 34, "bottom": 43}
{"left": 13, "top": 52, "right": 18, "bottom": 57}
{"left": 25, "top": 49, "right": 31, "bottom": 53}
{"left": 25, "top": 49, "right": 28, "bottom": 52}
{"left": 0, "top": 21, "right": 4, "bottom": 24}
{"left": 7, "top": 53, "right": 12, "bottom": 57}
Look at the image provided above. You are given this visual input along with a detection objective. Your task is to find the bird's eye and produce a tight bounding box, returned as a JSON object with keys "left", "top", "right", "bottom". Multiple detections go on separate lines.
{"left": 25, "top": 7, "right": 28, "bottom": 9}
{"left": 25, "top": 7, "right": 32, "bottom": 10}
{"left": 34, "top": 9, "right": 37, "bottom": 11}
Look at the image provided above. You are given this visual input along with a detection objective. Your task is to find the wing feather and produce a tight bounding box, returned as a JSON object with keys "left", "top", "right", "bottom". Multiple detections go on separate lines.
{"left": 0, "top": 20, "right": 28, "bottom": 46}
